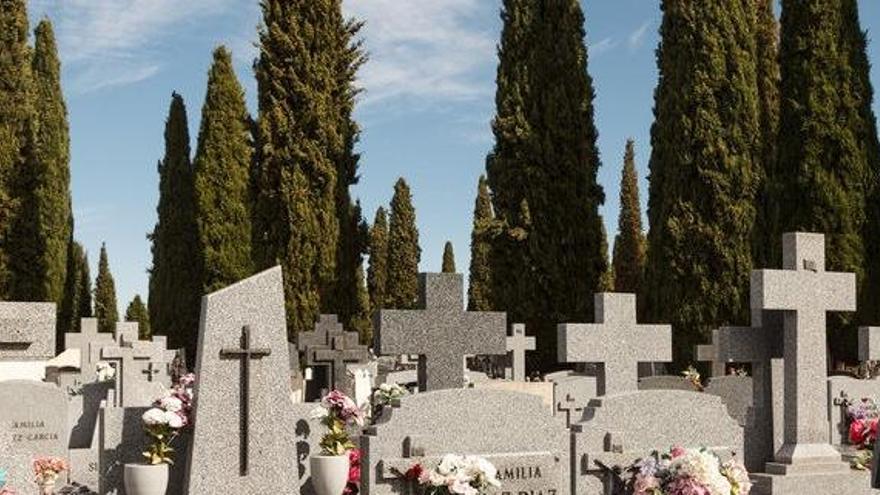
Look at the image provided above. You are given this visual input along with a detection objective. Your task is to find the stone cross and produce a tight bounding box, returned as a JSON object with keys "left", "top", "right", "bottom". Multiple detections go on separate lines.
{"left": 297, "top": 314, "right": 368, "bottom": 395}
{"left": 100, "top": 343, "right": 155, "bottom": 407}
{"left": 375, "top": 273, "right": 507, "bottom": 391}
{"left": 752, "top": 232, "right": 855, "bottom": 465}
{"left": 64, "top": 318, "right": 114, "bottom": 367}
{"left": 558, "top": 293, "right": 671, "bottom": 395}
{"left": 220, "top": 325, "right": 271, "bottom": 476}
{"left": 506, "top": 324, "right": 535, "bottom": 382}
{"left": 695, "top": 329, "right": 726, "bottom": 377}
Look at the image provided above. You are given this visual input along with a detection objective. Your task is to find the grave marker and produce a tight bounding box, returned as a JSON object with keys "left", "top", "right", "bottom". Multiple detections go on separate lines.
{"left": 695, "top": 329, "right": 726, "bottom": 377}
{"left": 297, "top": 315, "right": 368, "bottom": 396}
{"left": 505, "top": 324, "right": 534, "bottom": 382}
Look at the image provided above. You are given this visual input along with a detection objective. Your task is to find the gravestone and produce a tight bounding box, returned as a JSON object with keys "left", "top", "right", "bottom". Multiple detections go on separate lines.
{"left": 695, "top": 329, "right": 726, "bottom": 377}
{"left": 100, "top": 341, "right": 165, "bottom": 408}
{"left": 184, "top": 266, "right": 299, "bottom": 495}
{"left": 827, "top": 375, "right": 880, "bottom": 446}
{"left": 0, "top": 380, "right": 69, "bottom": 491}
{"left": 62, "top": 318, "right": 115, "bottom": 383}
{"left": 548, "top": 373, "right": 597, "bottom": 427}
{"left": 297, "top": 314, "right": 369, "bottom": 397}
{"left": 506, "top": 324, "right": 535, "bottom": 382}
{"left": 571, "top": 389, "right": 744, "bottom": 494}
{"left": 361, "top": 388, "right": 569, "bottom": 495}
{"left": 705, "top": 374, "right": 753, "bottom": 426}
{"left": 375, "top": 273, "right": 507, "bottom": 391}
{"left": 749, "top": 233, "right": 868, "bottom": 494}
{"left": 637, "top": 375, "right": 695, "bottom": 391}
{"left": 0, "top": 302, "right": 57, "bottom": 381}
{"left": 558, "top": 293, "right": 671, "bottom": 395}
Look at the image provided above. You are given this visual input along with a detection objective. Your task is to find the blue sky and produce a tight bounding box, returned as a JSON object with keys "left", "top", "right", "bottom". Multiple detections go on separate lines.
{"left": 25, "top": 0, "right": 880, "bottom": 313}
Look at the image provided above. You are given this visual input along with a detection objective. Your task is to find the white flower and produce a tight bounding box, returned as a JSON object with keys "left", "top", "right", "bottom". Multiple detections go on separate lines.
{"left": 95, "top": 361, "right": 116, "bottom": 382}
{"left": 165, "top": 411, "right": 184, "bottom": 429}
{"left": 142, "top": 408, "right": 168, "bottom": 426}
{"left": 669, "top": 450, "right": 731, "bottom": 495}
{"left": 159, "top": 396, "right": 183, "bottom": 413}
{"left": 450, "top": 473, "right": 477, "bottom": 495}
{"left": 438, "top": 454, "right": 465, "bottom": 476}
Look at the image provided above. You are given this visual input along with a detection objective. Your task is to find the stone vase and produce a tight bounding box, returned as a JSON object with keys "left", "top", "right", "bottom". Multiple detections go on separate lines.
{"left": 123, "top": 463, "right": 169, "bottom": 495}
{"left": 310, "top": 454, "right": 350, "bottom": 495}
{"left": 38, "top": 480, "right": 55, "bottom": 495}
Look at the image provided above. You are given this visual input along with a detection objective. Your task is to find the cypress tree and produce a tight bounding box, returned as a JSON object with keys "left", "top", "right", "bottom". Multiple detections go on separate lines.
{"left": 28, "top": 19, "right": 71, "bottom": 306}
{"left": 367, "top": 207, "right": 389, "bottom": 316}
{"left": 57, "top": 236, "right": 81, "bottom": 350}
{"left": 598, "top": 224, "right": 614, "bottom": 292}
{"left": 193, "top": 46, "right": 253, "bottom": 294}
{"left": 442, "top": 242, "right": 456, "bottom": 273}
{"left": 149, "top": 93, "right": 200, "bottom": 364}
{"left": 253, "top": 0, "right": 345, "bottom": 339}
{"left": 386, "top": 178, "right": 420, "bottom": 309}
{"left": 468, "top": 175, "right": 495, "bottom": 311}
{"left": 125, "top": 295, "right": 151, "bottom": 340}
{"left": 612, "top": 139, "right": 646, "bottom": 294}
{"left": 487, "top": 0, "right": 606, "bottom": 368}
{"left": 77, "top": 250, "right": 92, "bottom": 322}
{"left": 94, "top": 243, "right": 118, "bottom": 334}
{"left": 644, "top": 0, "right": 761, "bottom": 368}
{"left": 352, "top": 262, "right": 372, "bottom": 345}
{"left": 0, "top": 0, "right": 32, "bottom": 298}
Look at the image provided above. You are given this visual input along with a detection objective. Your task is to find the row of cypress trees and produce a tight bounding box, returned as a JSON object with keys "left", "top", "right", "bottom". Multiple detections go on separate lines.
{"left": 469, "top": 0, "right": 880, "bottom": 371}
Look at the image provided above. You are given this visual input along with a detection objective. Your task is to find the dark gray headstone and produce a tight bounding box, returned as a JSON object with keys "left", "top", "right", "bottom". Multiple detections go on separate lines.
{"left": 705, "top": 375, "right": 753, "bottom": 426}
{"left": 297, "top": 314, "right": 369, "bottom": 396}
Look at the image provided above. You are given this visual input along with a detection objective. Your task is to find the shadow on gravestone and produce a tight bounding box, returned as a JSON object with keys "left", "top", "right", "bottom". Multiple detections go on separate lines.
{"left": 69, "top": 381, "right": 113, "bottom": 448}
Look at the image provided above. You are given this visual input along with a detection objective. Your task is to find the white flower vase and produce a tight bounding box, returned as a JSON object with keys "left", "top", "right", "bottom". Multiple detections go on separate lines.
{"left": 123, "top": 463, "right": 168, "bottom": 495}
{"left": 38, "top": 480, "right": 55, "bottom": 495}
{"left": 310, "top": 455, "right": 350, "bottom": 495}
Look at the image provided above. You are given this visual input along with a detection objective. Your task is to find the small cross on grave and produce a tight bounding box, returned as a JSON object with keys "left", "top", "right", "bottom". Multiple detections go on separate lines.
{"left": 558, "top": 293, "right": 671, "bottom": 395}
{"left": 557, "top": 393, "right": 580, "bottom": 428}
{"left": 695, "top": 329, "right": 726, "bottom": 377}
{"left": 752, "top": 232, "right": 855, "bottom": 465}
{"left": 506, "top": 324, "right": 535, "bottom": 382}
{"left": 220, "top": 325, "right": 271, "bottom": 476}
{"left": 376, "top": 273, "right": 507, "bottom": 391}
{"left": 297, "top": 315, "right": 368, "bottom": 395}
{"left": 142, "top": 362, "right": 162, "bottom": 382}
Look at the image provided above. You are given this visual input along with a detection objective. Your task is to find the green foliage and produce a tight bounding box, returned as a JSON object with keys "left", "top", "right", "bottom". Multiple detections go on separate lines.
{"left": 367, "top": 207, "right": 389, "bottom": 317}
{"left": 486, "top": 0, "right": 606, "bottom": 368}
{"left": 143, "top": 424, "right": 177, "bottom": 465}
{"left": 77, "top": 250, "right": 92, "bottom": 321}
{"left": 149, "top": 93, "right": 200, "bottom": 365}
{"left": 57, "top": 236, "right": 85, "bottom": 346}
{"left": 386, "top": 178, "right": 420, "bottom": 309}
{"left": 318, "top": 414, "right": 356, "bottom": 456}
{"left": 351, "top": 261, "right": 372, "bottom": 345}
{"left": 125, "top": 295, "right": 151, "bottom": 340}
{"left": 644, "top": 0, "right": 761, "bottom": 369}
{"left": 598, "top": 224, "right": 613, "bottom": 293}
{"left": 94, "top": 243, "right": 118, "bottom": 334}
{"left": 193, "top": 46, "right": 253, "bottom": 295}
{"left": 612, "top": 139, "right": 645, "bottom": 295}
{"left": 467, "top": 176, "right": 495, "bottom": 311}
{"left": 441, "top": 241, "right": 456, "bottom": 273}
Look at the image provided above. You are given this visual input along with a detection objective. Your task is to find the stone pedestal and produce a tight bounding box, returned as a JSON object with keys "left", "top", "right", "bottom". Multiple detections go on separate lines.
{"left": 751, "top": 465, "right": 871, "bottom": 495}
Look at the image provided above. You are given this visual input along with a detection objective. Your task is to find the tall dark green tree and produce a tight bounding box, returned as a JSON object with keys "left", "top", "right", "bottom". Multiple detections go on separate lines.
{"left": 769, "top": 0, "right": 880, "bottom": 360}
{"left": 468, "top": 175, "right": 495, "bottom": 311}
{"left": 253, "top": 0, "right": 363, "bottom": 338}
{"left": 125, "top": 295, "right": 151, "bottom": 340}
{"left": 486, "top": 0, "right": 606, "bottom": 368}
{"left": 149, "top": 93, "right": 200, "bottom": 363}
{"left": 386, "top": 179, "right": 420, "bottom": 309}
{"left": 644, "top": 0, "right": 761, "bottom": 368}
{"left": 612, "top": 139, "right": 645, "bottom": 294}
{"left": 367, "top": 207, "right": 389, "bottom": 317}
{"left": 94, "top": 243, "right": 118, "bottom": 334}
{"left": 57, "top": 236, "right": 81, "bottom": 350}
{"left": 442, "top": 242, "right": 456, "bottom": 273}
{"left": 77, "top": 250, "right": 92, "bottom": 322}
{"left": 0, "top": 0, "right": 32, "bottom": 299}
{"left": 193, "top": 47, "right": 253, "bottom": 295}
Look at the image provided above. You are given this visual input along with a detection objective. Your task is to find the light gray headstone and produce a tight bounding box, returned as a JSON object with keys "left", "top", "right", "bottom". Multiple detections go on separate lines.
{"left": 375, "top": 273, "right": 507, "bottom": 391}
{"left": 506, "top": 323, "right": 535, "bottom": 382}
{"left": 637, "top": 375, "right": 695, "bottom": 391}
{"left": 99, "top": 341, "right": 165, "bottom": 408}
{"left": 826, "top": 376, "right": 880, "bottom": 446}
{"left": 705, "top": 375, "right": 753, "bottom": 426}
{"left": 184, "top": 266, "right": 299, "bottom": 495}
{"left": 362, "top": 388, "right": 568, "bottom": 495}
{"left": 558, "top": 293, "right": 671, "bottom": 395}
{"left": 549, "top": 373, "right": 597, "bottom": 427}
{"left": 0, "top": 380, "right": 68, "bottom": 490}
{"left": 63, "top": 318, "right": 114, "bottom": 378}
{"left": 571, "top": 389, "right": 743, "bottom": 494}
{"left": 297, "top": 314, "right": 369, "bottom": 396}
{"left": 0, "top": 302, "right": 56, "bottom": 360}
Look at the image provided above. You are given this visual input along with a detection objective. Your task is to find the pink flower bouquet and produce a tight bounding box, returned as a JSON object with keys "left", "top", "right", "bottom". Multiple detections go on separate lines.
{"left": 311, "top": 390, "right": 365, "bottom": 456}
{"left": 141, "top": 373, "right": 195, "bottom": 464}
{"left": 32, "top": 456, "right": 68, "bottom": 488}
{"left": 625, "top": 447, "right": 751, "bottom": 495}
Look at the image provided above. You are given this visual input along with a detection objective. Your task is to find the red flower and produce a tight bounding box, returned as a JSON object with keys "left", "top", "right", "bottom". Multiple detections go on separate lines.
{"left": 850, "top": 419, "right": 867, "bottom": 446}
{"left": 867, "top": 418, "right": 879, "bottom": 445}
{"left": 670, "top": 446, "right": 686, "bottom": 459}
{"left": 404, "top": 463, "right": 424, "bottom": 481}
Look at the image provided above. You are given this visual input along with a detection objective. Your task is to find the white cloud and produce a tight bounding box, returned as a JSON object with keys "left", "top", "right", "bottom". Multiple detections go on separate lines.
{"left": 590, "top": 37, "right": 618, "bottom": 57}
{"left": 29, "top": 0, "right": 234, "bottom": 93}
{"left": 343, "top": 0, "right": 496, "bottom": 107}
{"left": 627, "top": 19, "right": 652, "bottom": 51}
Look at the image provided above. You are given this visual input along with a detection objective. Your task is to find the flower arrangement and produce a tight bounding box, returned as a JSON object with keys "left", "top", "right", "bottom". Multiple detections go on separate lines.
{"left": 33, "top": 456, "right": 68, "bottom": 490}
{"left": 845, "top": 397, "right": 879, "bottom": 450}
{"left": 372, "top": 382, "right": 408, "bottom": 416}
{"left": 95, "top": 361, "right": 116, "bottom": 382}
{"left": 397, "top": 454, "right": 501, "bottom": 495}
{"left": 344, "top": 449, "right": 362, "bottom": 495}
{"left": 681, "top": 366, "right": 705, "bottom": 392}
{"left": 625, "top": 447, "right": 750, "bottom": 495}
{"left": 141, "top": 373, "right": 195, "bottom": 465}
{"left": 311, "top": 390, "right": 365, "bottom": 456}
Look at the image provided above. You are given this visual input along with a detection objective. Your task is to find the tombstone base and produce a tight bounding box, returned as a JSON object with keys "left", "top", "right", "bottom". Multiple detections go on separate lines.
{"left": 774, "top": 442, "right": 844, "bottom": 464}
{"left": 751, "top": 464, "right": 871, "bottom": 495}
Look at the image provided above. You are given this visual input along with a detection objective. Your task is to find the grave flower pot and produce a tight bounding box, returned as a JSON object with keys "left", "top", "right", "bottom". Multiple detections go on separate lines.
{"left": 37, "top": 480, "right": 55, "bottom": 495}
{"left": 123, "top": 463, "right": 168, "bottom": 495}
{"left": 310, "top": 454, "right": 350, "bottom": 495}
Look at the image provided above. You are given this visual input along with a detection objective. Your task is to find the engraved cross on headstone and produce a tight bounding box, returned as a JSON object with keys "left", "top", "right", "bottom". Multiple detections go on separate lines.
{"left": 220, "top": 325, "right": 271, "bottom": 476}
{"left": 142, "top": 362, "right": 162, "bottom": 382}
{"left": 506, "top": 324, "right": 535, "bottom": 382}
{"left": 752, "top": 232, "right": 855, "bottom": 464}
{"left": 558, "top": 293, "right": 671, "bottom": 395}
{"left": 376, "top": 273, "right": 507, "bottom": 391}
{"left": 297, "top": 315, "right": 368, "bottom": 395}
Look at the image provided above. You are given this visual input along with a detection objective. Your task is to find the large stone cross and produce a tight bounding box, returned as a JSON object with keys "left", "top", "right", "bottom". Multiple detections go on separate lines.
{"left": 506, "top": 324, "right": 535, "bottom": 382}
{"left": 752, "top": 232, "right": 855, "bottom": 465}
{"left": 375, "top": 273, "right": 507, "bottom": 391}
{"left": 297, "top": 314, "right": 369, "bottom": 394}
{"left": 695, "top": 329, "right": 726, "bottom": 377}
{"left": 64, "top": 318, "right": 114, "bottom": 367}
{"left": 558, "top": 293, "right": 671, "bottom": 395}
